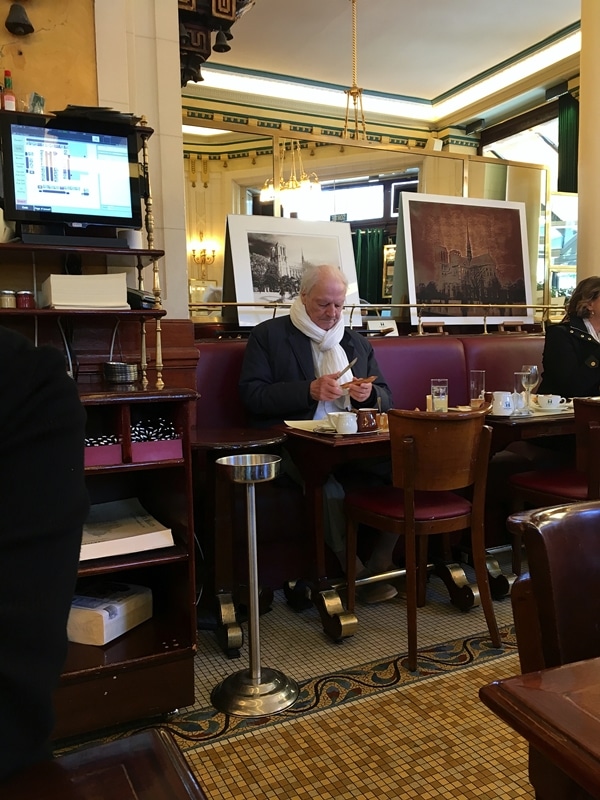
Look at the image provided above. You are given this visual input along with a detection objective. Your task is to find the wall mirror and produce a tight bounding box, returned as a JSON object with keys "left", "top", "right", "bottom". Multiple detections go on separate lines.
{"left": 183, "top": 121, "right": 549, "bottom": 322}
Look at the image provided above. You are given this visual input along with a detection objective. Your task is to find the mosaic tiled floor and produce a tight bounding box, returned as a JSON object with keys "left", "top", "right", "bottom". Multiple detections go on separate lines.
{"left": 56, "top": 561, "right": 535, "bottom": 798}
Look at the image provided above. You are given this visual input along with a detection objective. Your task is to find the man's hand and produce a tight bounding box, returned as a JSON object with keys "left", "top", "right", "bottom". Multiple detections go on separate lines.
{"left": 347, "top": 380, "right": 375, "bottom": 404}
{"left": 310, "top": 374, "right": 344, "bottom": 401}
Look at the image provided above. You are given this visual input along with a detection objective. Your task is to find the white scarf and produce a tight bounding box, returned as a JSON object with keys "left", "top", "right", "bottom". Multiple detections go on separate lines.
{"left": 290, "top": 297, "right": 352, "bottom": 418}
{"left": 584, "top": 317, "right": 600, "bottom": 343}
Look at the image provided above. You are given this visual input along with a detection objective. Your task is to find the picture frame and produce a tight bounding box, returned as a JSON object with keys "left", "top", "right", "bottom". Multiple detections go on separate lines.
{"left": 225, "top": 215, "right": 360, "bottom": 327}
{"left": 382, "top": 243, "right": 396, "bottom": 298}
{"left": 400, "top": 193, "right": 533, "bottom": 326}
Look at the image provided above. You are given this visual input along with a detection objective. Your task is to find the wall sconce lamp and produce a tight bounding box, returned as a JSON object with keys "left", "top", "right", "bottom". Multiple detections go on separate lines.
{"left": 189, "top": 237, "right": 217, "bottom": 281}
{"left": 5, "top": 3, "right": 34, "bottom": 35}
{"left": 191, "top": 247, "right": 216, "bottom": 267}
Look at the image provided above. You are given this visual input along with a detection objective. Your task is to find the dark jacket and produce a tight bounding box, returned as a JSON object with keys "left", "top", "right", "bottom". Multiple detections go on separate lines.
{"left": 239, "top": 315, "right": 393, "bottom": 427}
{"left": 539, "top": 317, "right": 600, "bottom": 398}
{"left": 0, "top": 327, "right": 89, "bottom": 781}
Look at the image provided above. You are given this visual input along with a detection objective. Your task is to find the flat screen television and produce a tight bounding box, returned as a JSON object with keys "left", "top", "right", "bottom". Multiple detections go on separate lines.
{"left": 0, "top": 112, "right": 144, "bottom": 244}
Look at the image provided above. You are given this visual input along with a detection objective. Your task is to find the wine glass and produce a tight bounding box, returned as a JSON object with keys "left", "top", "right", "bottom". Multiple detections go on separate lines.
{"left": 521, "top": 365, "right": 540, "bottom": 410}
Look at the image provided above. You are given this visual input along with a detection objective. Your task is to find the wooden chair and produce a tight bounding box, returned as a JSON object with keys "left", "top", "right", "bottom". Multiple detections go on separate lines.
{"left": 507, "top": 501, "right": 600, "bottom": 800}
{"left": 508, "top": 397, "right": 600, "bottom": 575}
{"left": 344, "top": 407, "right": 501, "bottom": 672}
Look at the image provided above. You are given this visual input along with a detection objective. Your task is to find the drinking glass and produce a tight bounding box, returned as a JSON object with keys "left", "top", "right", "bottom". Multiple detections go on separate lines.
{"left": 513, "top": 371, "right": 530, "bottom": 415}
{"left": 469, "top": 370, "right": 486, "bottom": 409}
{"left": 521, "top": 364, "right": 540, "bottom": 410}
{"left": 431, "top": 378, "right": 448, "bottom": 412}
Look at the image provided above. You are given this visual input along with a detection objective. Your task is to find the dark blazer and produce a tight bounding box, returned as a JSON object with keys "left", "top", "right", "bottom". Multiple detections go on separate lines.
{"left": 539, "top": 317, "right": 600, "bottom": 398}
{"left": 239, "top": 315, "right": 393, "bottom": 427}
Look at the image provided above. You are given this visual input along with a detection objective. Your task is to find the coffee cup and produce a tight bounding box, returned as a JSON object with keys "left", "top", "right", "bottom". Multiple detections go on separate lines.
{"left": 492, "top": 391, "right": 514, "bottom": 416}
{"left": 327, "top": 411, "right": 358, "bottom": 434}
{"left": 357, "top": 407, "right": 378, "bottom": 432}
{"left": 536, "top": 394, "right": 567, "bottom": 409}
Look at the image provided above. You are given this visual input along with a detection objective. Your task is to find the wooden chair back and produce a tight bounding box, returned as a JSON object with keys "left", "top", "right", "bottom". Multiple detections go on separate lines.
{"left": 513, "top": 501, "right": 600, "bottom": 669}
{"left": 573, "top": 397, "right": 600, "bottom": 480}
{"left": 387, "top": 407, "right": 489, "bottom": 493}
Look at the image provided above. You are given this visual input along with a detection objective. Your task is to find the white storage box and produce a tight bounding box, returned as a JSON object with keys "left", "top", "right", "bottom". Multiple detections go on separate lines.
{"left": 67, "top": 581, "right": 152, "bottom": 646}
{"left": 40, "top": 272, "right": 129, "bottom": 309}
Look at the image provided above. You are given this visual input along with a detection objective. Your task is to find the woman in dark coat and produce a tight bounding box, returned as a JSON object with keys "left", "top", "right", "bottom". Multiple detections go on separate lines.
{"left": 539, "top": 276, "right": 600, "bottom": 398}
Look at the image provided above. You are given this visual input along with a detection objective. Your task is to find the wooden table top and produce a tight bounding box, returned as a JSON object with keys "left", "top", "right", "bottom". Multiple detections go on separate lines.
{"left": 479, "top": 657, "right": 600, "bottom": 798}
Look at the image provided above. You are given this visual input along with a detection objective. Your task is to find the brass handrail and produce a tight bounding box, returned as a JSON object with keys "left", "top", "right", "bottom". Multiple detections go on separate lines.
{"left": 189, "top": 300, "right": 560, "bottom": 333}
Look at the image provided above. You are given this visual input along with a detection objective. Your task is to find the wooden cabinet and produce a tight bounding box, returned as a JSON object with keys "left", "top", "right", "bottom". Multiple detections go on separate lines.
{"left": 52, "top": 388, "right": 197, "bottom": 740}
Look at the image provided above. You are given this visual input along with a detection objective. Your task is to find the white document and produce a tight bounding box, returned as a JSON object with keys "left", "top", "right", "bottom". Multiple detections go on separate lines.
{"left": 283, "top": 420, "right": 324, "bottom": 431}
{"left": 81, "top": 497, "right": 174, "bottom": 561}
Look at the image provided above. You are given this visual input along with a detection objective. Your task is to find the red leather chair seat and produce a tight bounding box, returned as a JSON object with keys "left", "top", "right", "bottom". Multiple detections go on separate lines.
{"left": 345, "top": 487, "right": 471, "bottom": 520}
{"left": 509, "top": 468, "right": 587, "bottom": 500}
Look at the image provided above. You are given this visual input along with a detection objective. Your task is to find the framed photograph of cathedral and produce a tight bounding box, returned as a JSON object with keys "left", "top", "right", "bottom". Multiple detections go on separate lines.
{"left": 400, "top": 193, "right": 533, "bottom": 327}
{"left": 224, "top": 215, "right": 360, "bottom": 327}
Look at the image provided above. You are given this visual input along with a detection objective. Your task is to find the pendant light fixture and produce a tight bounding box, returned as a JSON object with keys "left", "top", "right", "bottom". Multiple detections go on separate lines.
{"left": 343, "top": 0, "right": 366, "bottom": 140}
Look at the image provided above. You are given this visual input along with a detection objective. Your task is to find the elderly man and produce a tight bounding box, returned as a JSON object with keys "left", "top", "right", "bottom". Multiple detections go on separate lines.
{"left": 239, "top": 263, "right": 398, "bottom": 602}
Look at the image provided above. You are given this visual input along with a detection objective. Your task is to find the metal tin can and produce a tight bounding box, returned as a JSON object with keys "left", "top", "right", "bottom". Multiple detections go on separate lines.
{"left": 0, "top": 290, "right": 17, "bottom": 308}
{"left": 16, "top": 290, "right": 35, "bottom": 309}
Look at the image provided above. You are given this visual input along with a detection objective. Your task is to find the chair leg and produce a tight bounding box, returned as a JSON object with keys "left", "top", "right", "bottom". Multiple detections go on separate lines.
{"left": 511, "top": 531, "right": 523, "bottom": 576}
{"left": 346, "top": 514, "right": 358, "bottom": 613}
{"left": 471, "top": 522, "right": 501, "bottom": 649}
{"left": 416, "top": 537, "right": 428, "bottom": 608}
{"left": 509, "top": 493, "right": 526, "bottom": 576}
{"left": 405, "top": 528, "right": 418, "bottom": 672}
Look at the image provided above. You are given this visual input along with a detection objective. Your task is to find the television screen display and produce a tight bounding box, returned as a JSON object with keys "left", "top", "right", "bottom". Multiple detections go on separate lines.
{"left": 0, "top": 116, "right": 143, "bottom": 232}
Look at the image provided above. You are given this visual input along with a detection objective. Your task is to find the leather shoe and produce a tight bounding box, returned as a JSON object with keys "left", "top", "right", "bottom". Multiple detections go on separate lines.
{"left": 358, "top": 580, "right": 398, "bottom": 604}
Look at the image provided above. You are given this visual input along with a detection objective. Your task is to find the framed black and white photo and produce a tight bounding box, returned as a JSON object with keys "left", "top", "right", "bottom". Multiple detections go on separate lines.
{"left": 400, "top": 193, "right": 533, "bottom": 326}
{"left": 225, "top": 215, "right": 360, "bottom": 327}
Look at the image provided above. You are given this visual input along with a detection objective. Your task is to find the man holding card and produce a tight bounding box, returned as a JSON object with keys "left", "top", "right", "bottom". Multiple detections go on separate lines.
{"left": 240, "top": 263, "right": 398, "bottom": 602}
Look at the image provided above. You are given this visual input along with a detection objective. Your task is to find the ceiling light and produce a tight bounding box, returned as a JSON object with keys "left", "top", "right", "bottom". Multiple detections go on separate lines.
{"left": 260, "top": 140, "right": 321, "bottom": 213}
{"left": 197, "top": 28, "right": 581, "bottom": 125}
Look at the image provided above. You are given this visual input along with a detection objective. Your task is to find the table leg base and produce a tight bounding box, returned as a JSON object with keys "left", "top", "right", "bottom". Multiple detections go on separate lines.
{"left": 485, "top": 555, "right": 516, "bottom": 599}
{"left": 211, "top": 667, "right": 299, "bottom": 717}
{"left": 283, "top": 579, "right": 314, "bottom": 612}
{"left": 434, "top": 562, "right": 481, "bottom": 612}
{"left": 313, "top": 588, "right": 358, "bottom": 641}
{"left": 236, "top": 584, "right": 275, "bottom": 620}
{"left": 214, "top": 592, "right": 244, "bottom": 658}
{"left": 283, "top": 580, "right": 357, "bottom": 640}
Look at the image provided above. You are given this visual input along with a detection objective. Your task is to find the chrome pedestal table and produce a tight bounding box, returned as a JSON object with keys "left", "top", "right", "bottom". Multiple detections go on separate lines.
{"left": 211, "top": 453, "right": 299, "bottom": 717}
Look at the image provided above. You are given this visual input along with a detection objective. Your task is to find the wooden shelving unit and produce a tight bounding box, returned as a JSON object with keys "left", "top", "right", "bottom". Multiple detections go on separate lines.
{"left": 53, "top": 388, "right": 197, "bottom": 739}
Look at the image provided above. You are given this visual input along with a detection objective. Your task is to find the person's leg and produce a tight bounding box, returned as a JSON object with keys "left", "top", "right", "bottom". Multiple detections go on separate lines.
{"left": 336, "top": 457, "right": 399, "bottom": 573}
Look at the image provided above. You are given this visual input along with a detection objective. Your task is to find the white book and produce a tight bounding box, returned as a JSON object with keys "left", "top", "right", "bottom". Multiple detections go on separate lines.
{"left": 40, "top": 272, "right": 130, "bottom": 310}
{"left": 81, "top": 497, "right": 174, "bottom": 561}
{"left": 68, "top": 581, "right": 153, "bottom": 646}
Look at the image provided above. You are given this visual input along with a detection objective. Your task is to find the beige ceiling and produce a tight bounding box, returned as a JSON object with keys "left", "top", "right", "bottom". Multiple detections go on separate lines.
{"left": 199, "top": 0, "right": 581, "bottom": 130}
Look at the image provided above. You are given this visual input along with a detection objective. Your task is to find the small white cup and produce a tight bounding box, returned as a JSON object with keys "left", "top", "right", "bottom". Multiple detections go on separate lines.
{"left": 536, "top": 394, "right": 567, "bottom": 409}
{"left": 327, "top": 411, "right": 358, "bottom": 434}
{"left": 492, "top": 391, "right": 515, "bottom": 416}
